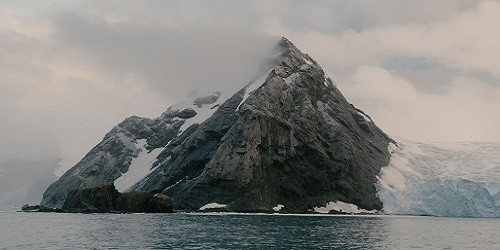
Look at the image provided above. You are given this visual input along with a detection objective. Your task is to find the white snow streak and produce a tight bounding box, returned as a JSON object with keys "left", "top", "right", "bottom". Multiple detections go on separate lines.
{"left": 114, "top": 139, "right": 164, "bottom": 193}
{"left": 178, "top": 106, "right": 217, "bottom": 134}
{"left": 273, "top": 204, "right": 284, "bottom": 212}
{"left": 199, "top": 203, "right": 227, "bottom": 210}
{"left": 236, "top": 49, "right": 284, "bottom": 111}
{"left": 236, "top": 72, "right": 270, "bottom": 110}
{"left": 170, "top": 92, "right": 229, "bottom": 135}
{"left": 302, "top": 56, "right": 313, "bottom": 65}
{"left": 163, "top": 176, "right": 183, "bottom": 192}
{"left": 356, "top": 111, "right": 371, "bottom": 122}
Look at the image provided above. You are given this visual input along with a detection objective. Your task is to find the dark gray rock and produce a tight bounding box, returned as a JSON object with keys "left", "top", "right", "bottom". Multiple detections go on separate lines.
{"left": 41, "top": 111, "right": 185, "bottom": 208}
{"left": 62, "top": 183, "right": 125, "bottom": 213}
{"left": 62, "top": 183, "right": 173, "bottom": 213}
{"left": 194, "top": 92, "right": 221, "bottom": 108}
{"left": 134, "top": 37, "right": 393, "bottom": 212}
{"left": 21, "top": 204, "right": 64, "bottom": 213}
{"left": 175, "top": 108, "right": 197, "bottom": 119}
{"left": 122, "top": 192, "right": 173, "bottom": 213}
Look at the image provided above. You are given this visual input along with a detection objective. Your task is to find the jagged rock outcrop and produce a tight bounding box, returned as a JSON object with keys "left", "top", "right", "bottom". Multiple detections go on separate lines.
{"left": 41, "top": 108, "right": 201, "bottom": 208}
{"left": 41, "top": 37, "right": 393, "bottom": 213}
{"left": 62, "top": 183, "right": 172, "bottom": 213}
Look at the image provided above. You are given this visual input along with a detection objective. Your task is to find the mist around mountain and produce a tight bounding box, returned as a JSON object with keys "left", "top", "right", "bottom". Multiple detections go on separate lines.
{"left": 0, "top": 158, "right": 58, "bottom": 206}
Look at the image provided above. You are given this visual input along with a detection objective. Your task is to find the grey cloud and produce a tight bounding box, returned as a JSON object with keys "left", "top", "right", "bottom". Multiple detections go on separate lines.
{"left": 339, "top": 66, "right": 500, "bottom": 142}
{"left": 53, "top": 12, "right": 278, "bottom": 103}
{"left": 384, "top": 57, "right": 455, "bottom": 93}
{"left": 0, "top": 159, "right": 58, "bottom": 206}
{"left": 0, "top": 9, "right": 279, "bottom": 183}
{"left": 79, "top": 0, "right": 479, "bottom": 34}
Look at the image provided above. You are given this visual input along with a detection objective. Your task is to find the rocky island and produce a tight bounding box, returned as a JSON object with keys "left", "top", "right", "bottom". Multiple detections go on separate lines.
{"left": 38, "top": 37, "right": 393, "bottom": 214}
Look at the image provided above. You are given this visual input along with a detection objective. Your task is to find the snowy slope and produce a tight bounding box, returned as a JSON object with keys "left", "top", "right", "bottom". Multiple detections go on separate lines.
{"left": 377, "top": 140, "right": 500, "bottom": 218}
{"left": 114, "top": 139, "right": 165, "bottom": 192}
{"left": 172, "top": 92, "right": 226, "bottom": 135}
{"left": 114, "top": 48, "right": 285, "bottom": 193}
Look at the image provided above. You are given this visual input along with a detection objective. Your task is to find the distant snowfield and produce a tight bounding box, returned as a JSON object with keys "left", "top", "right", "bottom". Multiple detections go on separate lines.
{"left": 377, "top": 139, "right": 500, "bottom": 218}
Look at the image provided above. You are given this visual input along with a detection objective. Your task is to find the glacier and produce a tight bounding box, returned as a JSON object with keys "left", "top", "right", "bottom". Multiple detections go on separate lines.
{"left": 377, "top": 140, "right": 500, "bottom": 218}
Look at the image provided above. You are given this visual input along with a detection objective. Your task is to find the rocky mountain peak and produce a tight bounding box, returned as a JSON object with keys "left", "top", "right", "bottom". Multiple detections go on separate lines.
{"left": 41, "top": 37, "right": 393, "bottom": 214}
{"left": 270, "top": 37, "right": 334, "bottom": 89}
{"left": 277, "top": 36, "right": 298, "bottom": 51}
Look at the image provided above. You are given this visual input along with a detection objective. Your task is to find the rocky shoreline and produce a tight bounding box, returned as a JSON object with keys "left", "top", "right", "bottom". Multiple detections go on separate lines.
{"left": 22, "top": 182, "right": 378, "bottom": 215}
{"left": 20, "top": 204, "right": 378, "bottom": 215}
{"left": 24, "top": 183, "right": 173, "bottom": 213}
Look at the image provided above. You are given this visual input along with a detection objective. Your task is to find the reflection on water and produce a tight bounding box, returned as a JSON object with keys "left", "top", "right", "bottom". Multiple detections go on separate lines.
{"left": 0, "top": 211, "right": 498, "bottom": 249}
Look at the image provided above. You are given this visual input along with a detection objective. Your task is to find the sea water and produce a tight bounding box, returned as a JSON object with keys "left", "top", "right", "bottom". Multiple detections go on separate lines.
{"left": 0, "top": 207, "right": 498, "bottom": 249}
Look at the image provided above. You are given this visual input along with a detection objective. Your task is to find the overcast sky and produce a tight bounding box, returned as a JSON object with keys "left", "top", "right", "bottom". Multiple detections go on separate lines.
{"left": 1, "top": 0, "right": 499, "bottom": 176}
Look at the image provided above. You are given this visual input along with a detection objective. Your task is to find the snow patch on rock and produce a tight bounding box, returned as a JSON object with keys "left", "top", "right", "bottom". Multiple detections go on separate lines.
{"left": 199, "top": 203, "right": 227, "bottom": 211}
{"left": 314, "top": 201, "right": 376, "bottom": 214}
{"left": 299, "top": 64, "right": 310, "bottom": 70}
{"left": 114, "top": 139, "right": 164, "bottom": 193}
{"left": 273, "top": 204, "right": 284, "bottom": 212}
{"left": 301, "top": 55, "right": 313, "bottom": 65}
{"left": 237, "top": 72, "right": 270, "bottom": 110}
{"left": 356, "top": 111, "right": 371, "bottom": 122}
{"left": 171, "top": 92, "right": 227, "bottom": 135}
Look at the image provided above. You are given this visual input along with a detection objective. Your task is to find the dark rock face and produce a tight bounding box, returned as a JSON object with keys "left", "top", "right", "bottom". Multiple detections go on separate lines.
{"left": 21, "top": 204, "right": 64, "bottom": 213}
{"left": 175, "top": 108, "right": 197, "bottom": 119}
{"left": 41, "top": 37, "right": 393, "bottom": 213}
{"left": 194, "top": 92, "right": 221, "bottom": 108}
{"left": 122, "top": 193, "right": 173, "bottom": 213}
{"left": 62, "top": 183, "right": 124, "bottom": 213}
{"left": 135, "top": 38, "right": 393, "bottom": 212}
{"left": 41, "top": 108, "right": 191, "bottom": 208}
{"left": 62, "top": 183, "right": 173, "bottom": 213}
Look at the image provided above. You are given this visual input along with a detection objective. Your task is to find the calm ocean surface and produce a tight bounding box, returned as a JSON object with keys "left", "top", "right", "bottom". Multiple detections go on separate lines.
{"left": 1, "top": 206, "right": 498, "bottom": 249}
